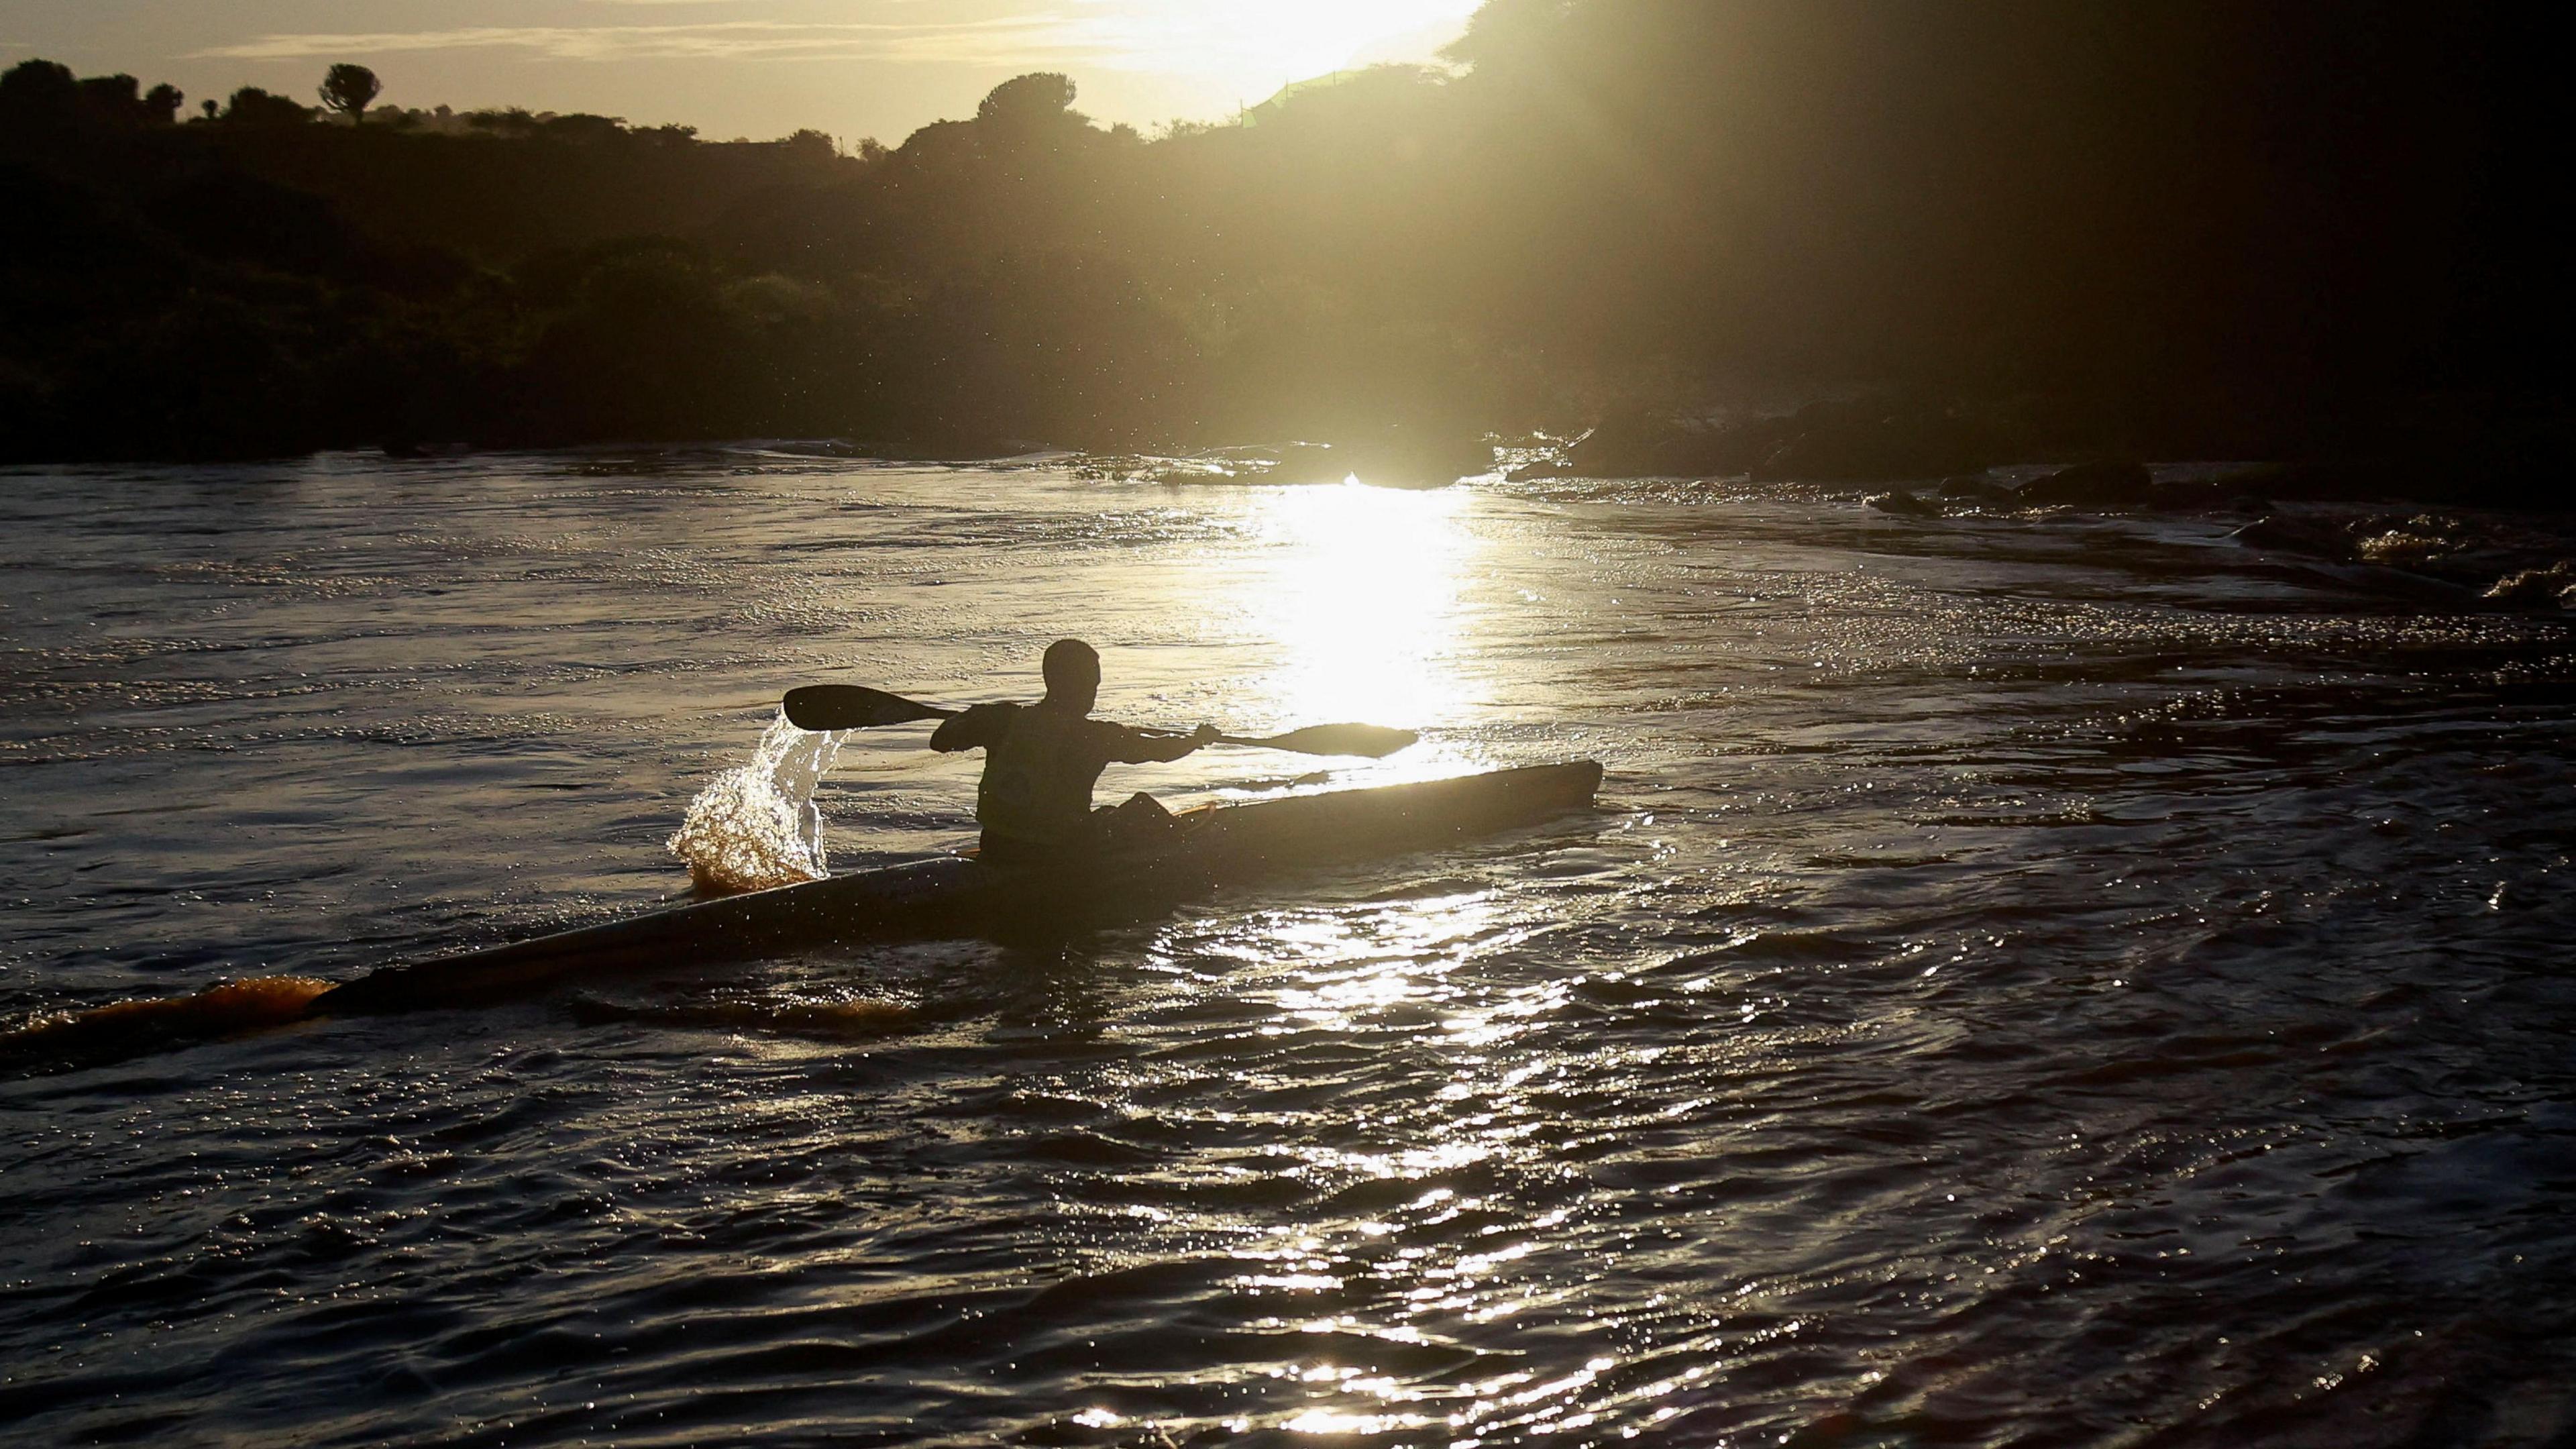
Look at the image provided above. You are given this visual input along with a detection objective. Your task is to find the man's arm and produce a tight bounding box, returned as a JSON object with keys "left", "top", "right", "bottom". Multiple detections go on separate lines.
{"left": 1100, "top": 721, "right": 1222, "bottom": 764}
{"left": 930, "top": 702, "right": 1016, "bottom": 753}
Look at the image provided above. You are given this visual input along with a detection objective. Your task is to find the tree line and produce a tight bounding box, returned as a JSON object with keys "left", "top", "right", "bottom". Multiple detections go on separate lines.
{"left": 1, "top": 1, "right": 2563, "bottom": 484}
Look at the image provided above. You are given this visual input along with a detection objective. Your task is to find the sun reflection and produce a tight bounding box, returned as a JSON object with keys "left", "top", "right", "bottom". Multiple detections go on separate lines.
{"left": 1282, "top": 1407, "right": 1442, "bottom": 1435}
{"left": 1240, "top": 892, "right": 1503, "bottom": 1034}
{"left": 1224, "top": 482, "right": 1483, "bottom": 771}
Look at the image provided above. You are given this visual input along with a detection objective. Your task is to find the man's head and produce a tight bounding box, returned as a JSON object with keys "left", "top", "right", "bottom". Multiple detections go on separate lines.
{"left": 1040, "top": 637, "right": 1101, "bottom": 713}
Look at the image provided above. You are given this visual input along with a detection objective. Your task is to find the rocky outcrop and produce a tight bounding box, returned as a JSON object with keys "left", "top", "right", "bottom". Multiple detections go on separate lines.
{"left": 1506, "top": 393, "right": 2565, "bottom": 512}
{"left": 2017, "top": 460, "right": 2154, "bottom": 506}
{"left": 2483, "top": 561, "right": 2576, "bottom": 607}
{"left": 1544, "top": 409, "right": 1775, "bottom": 479}
{"left": 1529, "top": 397, "right": 2021, "bottom": 483}
{"left": 1862, "top": 489, "right": 1941, "bottom": 517}
{"left": 2206, "top": 460, "right": 2408, "bottom": 504}
{"left": 1937, "top": 475, "right": 2017, "bottom": 504}
{"left": 2229, "top": 513, "right": 2351, "bottom": 557}
{"left": 1321, "top": 425, "right": 1495, "bottom": 487}
{"left": 1747, "top": 399, "right": 2008, "bottom": 483}
{"left": 2225, "top": 508, "right": 2576, "bottom": 609}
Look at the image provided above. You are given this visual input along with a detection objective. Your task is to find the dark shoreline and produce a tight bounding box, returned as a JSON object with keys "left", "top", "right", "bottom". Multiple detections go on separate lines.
{"left": 9, "top": 1, "right": 2567, "bottom": 491}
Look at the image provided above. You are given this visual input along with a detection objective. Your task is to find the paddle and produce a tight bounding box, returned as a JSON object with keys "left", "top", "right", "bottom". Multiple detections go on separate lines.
{"left": 782, "top": 684, "right": 1417, "bottom": 758}
{"left": 783, "top": 684, "right": 951, "bottom": 731}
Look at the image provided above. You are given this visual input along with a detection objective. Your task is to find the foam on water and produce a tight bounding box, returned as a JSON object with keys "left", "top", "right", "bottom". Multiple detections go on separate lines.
{"left": 665, "top": 711, "right": 846, "bottom": 894}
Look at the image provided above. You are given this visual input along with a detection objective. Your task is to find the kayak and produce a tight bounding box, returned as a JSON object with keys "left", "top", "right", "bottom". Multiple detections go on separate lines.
{"left": 313, "top": 761, "right": 1604, "bottom": 1013}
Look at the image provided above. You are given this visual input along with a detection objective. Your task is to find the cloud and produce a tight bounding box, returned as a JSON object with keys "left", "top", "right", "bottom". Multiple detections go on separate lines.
{"left": 190, "top": 15, "right": 1119, "bottom": 68}
{"left": 186, "top": 2, "right": 1482, "bottom": 81}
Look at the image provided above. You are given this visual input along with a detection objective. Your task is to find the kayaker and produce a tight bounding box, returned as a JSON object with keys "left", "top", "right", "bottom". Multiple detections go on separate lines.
{"left": 930, "top": 638, "right": 1218, "bottom": 863}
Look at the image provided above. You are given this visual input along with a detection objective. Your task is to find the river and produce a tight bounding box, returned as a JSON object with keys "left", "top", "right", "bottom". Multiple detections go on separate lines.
{"left": 3, "top": 451, "right": 2572, "bottom": 1445}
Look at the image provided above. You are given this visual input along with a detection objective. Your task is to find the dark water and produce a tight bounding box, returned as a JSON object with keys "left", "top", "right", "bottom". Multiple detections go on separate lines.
{"left": 3, "top": 453, "right": 2573, "bottom": 1446}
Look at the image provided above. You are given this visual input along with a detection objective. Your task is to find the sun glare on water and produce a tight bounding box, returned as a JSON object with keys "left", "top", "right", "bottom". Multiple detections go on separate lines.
{"left": 1226, "top": 481, "right": 1484, "bottom": 773}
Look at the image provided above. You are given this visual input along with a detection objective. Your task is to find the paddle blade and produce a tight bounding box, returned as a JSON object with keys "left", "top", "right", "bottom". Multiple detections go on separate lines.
{"left": 1234, "top": 722, "right": 1419, "bottom": 758}
{"left": 782, "top": 685, "right": 952, "bottom": 731}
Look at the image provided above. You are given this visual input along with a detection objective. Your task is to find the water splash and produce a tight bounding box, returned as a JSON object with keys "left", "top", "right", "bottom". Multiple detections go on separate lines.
{"left": 667, "top": 712, "right": 845, "bottom": 894}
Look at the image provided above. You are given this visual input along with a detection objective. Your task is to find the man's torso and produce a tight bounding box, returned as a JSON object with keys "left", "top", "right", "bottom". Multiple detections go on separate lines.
{"left": 971, "top": 703, "right": 1117, "bottom": 845}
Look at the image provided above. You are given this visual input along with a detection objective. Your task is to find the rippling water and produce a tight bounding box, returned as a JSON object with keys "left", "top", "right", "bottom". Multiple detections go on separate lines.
{"left": 3, "top": 452, "right": 2573, "bottom": 1446}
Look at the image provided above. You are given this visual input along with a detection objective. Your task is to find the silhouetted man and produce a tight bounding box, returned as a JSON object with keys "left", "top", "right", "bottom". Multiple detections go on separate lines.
{"left": 930, "top": 638, "right": 1216, "bottom": 862}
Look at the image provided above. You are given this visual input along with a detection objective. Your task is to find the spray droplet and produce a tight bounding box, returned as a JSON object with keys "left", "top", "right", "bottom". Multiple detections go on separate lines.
{"left": 667, "top": 712, "right": 845, "bottom": 894}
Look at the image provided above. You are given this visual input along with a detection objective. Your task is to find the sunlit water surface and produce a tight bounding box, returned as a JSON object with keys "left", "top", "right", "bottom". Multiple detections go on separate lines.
{"left": 3, "top": 453, "right": 2572, "bottom": 1446}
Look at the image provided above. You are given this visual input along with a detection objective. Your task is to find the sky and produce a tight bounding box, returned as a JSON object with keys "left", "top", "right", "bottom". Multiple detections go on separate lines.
{"left": 0, "top": 0, "right": 1481, "bottom": 143}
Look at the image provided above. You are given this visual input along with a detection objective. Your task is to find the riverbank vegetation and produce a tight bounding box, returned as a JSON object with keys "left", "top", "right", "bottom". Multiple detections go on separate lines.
{"left": 1, "top": 1, "right": 2564, "bottom": 499}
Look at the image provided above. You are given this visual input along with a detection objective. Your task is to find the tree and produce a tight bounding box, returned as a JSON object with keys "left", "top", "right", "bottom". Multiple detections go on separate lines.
{"left": 74, "top": 74, "right": 144, "bottom": 123}
{"left": 223, "top": 87, "right": 312, "bottom": 125}
{"left": 976, "top": 72, "right": 1078, "bottom": 129}
{"left": 0, "top": 58, "right": 78, "bottom": 129}
{"left": 3, "top": 67, "right": 179, "bottom": 128}
{"left": 318, "top": 64, "right": 380, "bottom": 123}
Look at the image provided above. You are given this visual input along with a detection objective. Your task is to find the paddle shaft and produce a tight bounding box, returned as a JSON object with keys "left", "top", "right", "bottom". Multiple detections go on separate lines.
{"left": 898, "top": 706, "right": 1343, "bottom": 753}
{"left": 878, "top": 700, "right": 1215, "bottom": 737}
{"left": 781, "top": 685, "right": 1414, "bottom": 758}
